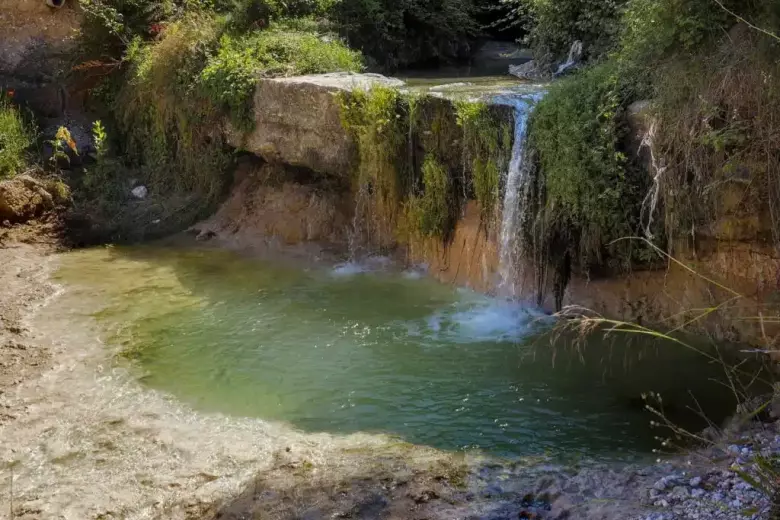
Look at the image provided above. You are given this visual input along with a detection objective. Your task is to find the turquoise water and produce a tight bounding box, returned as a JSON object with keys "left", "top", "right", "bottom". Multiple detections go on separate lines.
{"left": 55, "top": 246, "right": 740, "bottom": 461}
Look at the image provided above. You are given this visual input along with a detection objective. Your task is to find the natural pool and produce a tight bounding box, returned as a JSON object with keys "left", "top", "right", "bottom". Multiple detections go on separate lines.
{"left": 54, "top": 245, "right": 740, "bottom": 462}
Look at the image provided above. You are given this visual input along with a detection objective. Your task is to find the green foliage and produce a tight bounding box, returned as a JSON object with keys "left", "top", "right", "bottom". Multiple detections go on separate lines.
{"left": 92, "top": 121, "right": 109, "bottom": 160}
{"left": 115, "top": 14, "right": 229, "bottom": 201}
{"left": 619, "top": 0, "right": 731, "bottom": 65}
{"left": 501, "top": 0, "right": 627, "bottom": 64}
{"left": 405, "top": 155, "right": 452, "bottom": 238}
{"left": 332, "top": 0, "right": 478, "bottom": 70}
{"left": 527, "top": 62, "right": 646, "bottom": 270}
{"left": 0, "top": 96, "right": 34, "bottom": 179}
{"left": 455, "top": 101, "right": 511, "bottom": 227}
{"left": 199, "top": 25, "right": 363, "bottom": 127}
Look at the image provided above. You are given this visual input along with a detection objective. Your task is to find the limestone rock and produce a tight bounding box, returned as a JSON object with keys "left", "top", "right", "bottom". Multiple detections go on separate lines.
{"left": 226, "top": 73, "right": 405, "bottom": 177}
{"left": 509, "top": 60, "right": 548, "bottom": 81}
{"left": 0, "top": 174, "right": 55, "bottom": 222}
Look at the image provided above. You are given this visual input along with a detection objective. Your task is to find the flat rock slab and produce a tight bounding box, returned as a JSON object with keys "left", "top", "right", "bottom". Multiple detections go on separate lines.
{"left": 226, "top": 73, "right": 405, "bottom": 178}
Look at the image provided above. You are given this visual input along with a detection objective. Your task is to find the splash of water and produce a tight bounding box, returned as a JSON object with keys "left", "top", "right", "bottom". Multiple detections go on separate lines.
{"left": 493, "top": 91, "right": 546, "bottom": 298}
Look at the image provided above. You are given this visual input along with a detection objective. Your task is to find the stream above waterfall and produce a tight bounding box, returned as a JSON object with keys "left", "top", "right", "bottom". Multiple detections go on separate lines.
{"left": 52, "top": 245, "right": 743, "bottom": 463}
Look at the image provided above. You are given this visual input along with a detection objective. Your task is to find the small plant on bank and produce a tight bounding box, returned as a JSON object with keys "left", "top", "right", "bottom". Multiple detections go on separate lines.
{"left": 0, "top": 94, "right": 35, "bottom": 179}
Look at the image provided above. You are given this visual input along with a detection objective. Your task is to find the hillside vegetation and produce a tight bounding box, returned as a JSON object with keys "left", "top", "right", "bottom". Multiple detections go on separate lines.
{"left": 509, "top": 0, "right": 780, "bottom": 294}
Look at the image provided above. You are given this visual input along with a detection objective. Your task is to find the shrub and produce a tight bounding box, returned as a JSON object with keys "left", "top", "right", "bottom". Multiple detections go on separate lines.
{"left": 0, "top": 95, "right": 35, "bottom": 179}
{"left": 526, "top": 62, "right": 648, "bottom": 273}
{"left": 332, "top": 0, "right": 478, "bottom": 70}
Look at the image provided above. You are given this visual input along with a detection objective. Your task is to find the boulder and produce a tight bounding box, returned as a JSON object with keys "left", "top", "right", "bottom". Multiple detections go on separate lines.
{"left": 226, "top": 72, "right": 404, "bottom": 178}
{"left": 0, "top": 174, "right": 55, "bottom": 222}
{"left": 509, "top": 60, "right": 548, "bottom": 81}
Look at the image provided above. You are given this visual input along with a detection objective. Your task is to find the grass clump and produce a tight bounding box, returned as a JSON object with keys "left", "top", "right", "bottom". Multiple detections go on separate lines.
{"left": 0, "top": 95, "right": 35, "bottom": 179}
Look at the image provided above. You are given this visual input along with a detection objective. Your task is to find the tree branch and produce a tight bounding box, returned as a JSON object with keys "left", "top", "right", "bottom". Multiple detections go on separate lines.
{"left": 712, "top": 0, "right": 780, "bottom": 42}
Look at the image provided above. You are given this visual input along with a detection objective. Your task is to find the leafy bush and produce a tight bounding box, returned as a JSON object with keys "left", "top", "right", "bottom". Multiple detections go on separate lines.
{"left": 527, "top": 62, "right": 647, "bottom": 271}
{"left": 0, "top": 95, "right": 35, "bottom": 179}
{"left": 332, "top": 0, "right": 478, "bottom": 70}
{"left": 200, "top": 25, "right": 363, "bottom": 126}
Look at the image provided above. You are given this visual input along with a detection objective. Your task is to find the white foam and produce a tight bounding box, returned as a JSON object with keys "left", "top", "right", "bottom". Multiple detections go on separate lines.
{"left": 331, "top": 262, "right": 370, "bottom": 277}
{"left": 410, "top": 296, "right": 551, "bottom": 344}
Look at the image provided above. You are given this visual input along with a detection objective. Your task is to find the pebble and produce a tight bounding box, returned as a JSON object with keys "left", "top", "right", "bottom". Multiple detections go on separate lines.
{"left": 688, "top": 476, "right": 702, "bottom": 487}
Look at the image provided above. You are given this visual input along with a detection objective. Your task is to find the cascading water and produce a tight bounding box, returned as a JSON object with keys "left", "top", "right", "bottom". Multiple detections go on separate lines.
{"left": 494, "top": 91, "right": 546, "bottom": 298}
{"left": 554, "top": 40, "right": 584, "bottom": 77}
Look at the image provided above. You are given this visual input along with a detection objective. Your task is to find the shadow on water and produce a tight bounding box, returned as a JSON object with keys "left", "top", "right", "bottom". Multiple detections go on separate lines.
{"left": 55, "top": 244, "right": 768, "bottom": 462}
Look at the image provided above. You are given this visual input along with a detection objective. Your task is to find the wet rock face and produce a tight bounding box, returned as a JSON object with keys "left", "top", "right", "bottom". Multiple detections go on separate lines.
{"left": 0, "top": 175, "right": 57, "bottom": 223}
{"left": 226, "top": 73, "right": 404, "bottom": 177}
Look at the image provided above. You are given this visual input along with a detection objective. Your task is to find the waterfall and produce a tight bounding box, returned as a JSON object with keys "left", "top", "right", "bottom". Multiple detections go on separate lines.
{"left": 494, "top": 91, "right": 545, "bottom": 298}
{"left": 554, "top": 40, "right": 584, "bottom": 77}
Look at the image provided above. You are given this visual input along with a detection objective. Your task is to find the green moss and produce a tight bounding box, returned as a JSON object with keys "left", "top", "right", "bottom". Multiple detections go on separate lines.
{"left": 455, "top": 100, "right": 512, "bottom": 227}
{"left": 405, "top": 154, "right": 452, "bottom": 239}
{"left": 338, "top": 85, "right": 409, "bottom": 249}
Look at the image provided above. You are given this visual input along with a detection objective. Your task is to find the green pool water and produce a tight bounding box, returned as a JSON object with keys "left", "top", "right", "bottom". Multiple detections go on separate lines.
{"left": 54, "top": 245, "right": 741, "bottom": 461}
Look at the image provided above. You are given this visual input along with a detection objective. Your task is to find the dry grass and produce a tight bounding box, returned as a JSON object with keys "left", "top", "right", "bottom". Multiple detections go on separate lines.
{"left": 651, "top": 25, "right": 780, "bottom": 250}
